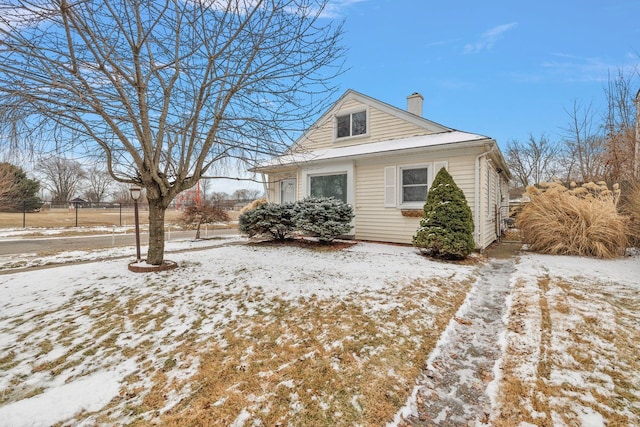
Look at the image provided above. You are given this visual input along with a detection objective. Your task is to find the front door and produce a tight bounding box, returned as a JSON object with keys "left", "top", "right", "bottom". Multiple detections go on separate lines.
{"left": 280, "top": 179, "right": 296, "bottom": 203}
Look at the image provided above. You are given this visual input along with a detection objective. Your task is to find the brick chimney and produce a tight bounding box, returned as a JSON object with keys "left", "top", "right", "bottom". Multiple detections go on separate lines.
{"left": 407, "top": 92, "right": 423, "bottom": 117}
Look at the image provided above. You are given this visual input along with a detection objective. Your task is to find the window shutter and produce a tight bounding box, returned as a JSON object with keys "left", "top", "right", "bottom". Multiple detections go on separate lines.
{"left": 384, "top": 166, "right": 396, "bottom": 207}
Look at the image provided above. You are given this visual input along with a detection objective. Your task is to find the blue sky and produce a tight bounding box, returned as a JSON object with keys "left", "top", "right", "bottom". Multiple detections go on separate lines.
{"left": 325, "top": 0, "right": 640, "bottom": 149}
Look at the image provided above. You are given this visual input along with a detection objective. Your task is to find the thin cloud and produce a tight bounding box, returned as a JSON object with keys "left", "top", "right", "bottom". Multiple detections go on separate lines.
{"left": 542, "top": 53, "right": 615, "bottom": 82}
{"left": 425, "top": 38, "right": 461, "bottom": 48}
{"left": 463, "top": 22, "right": 518, "bottom": 54}
{"left": 319, "top": 0, "right": 369, "bottom": 18}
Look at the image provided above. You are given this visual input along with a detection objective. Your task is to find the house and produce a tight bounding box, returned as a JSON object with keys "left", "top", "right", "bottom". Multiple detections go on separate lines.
{"left": 252, "top": 90, "right": 511, "bottom": 250}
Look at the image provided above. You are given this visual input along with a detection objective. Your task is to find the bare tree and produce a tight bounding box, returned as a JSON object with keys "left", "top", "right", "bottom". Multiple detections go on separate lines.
{"left": 636, "top": 89, "right": 640, "bottom": 180}
{"left": 601, "top": 68, "right": 638, "bottom": 182}
{"left": 111, "top": 182, "right": 134, "bottom": 204}
{"left": 199, "top": 179, "right": 212, "bottom": 204}
{"left": 38, "top": 156, "right": 85, "bottom": 203}
{"left": 232, "top": 188, "right": 262, "bottom": 202}
{"left": 561, "top": 101, "right": 606, "bottom": 182}
{"left": 210, "top": 191, "right": 231, "bottom": 207}
{"left": 0, "top": 0, "right": 344, "bottom": 264}
{"left": 506, "top": 134, "right": 559, "bottom": 187}
{"left": 84, "top": 164, "right": 113, "bottom": 203}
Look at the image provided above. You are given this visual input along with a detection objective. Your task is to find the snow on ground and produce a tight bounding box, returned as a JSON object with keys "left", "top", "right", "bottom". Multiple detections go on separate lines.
{"left": 491, "top": 251, "right": 640, "bottom": 426}
{"left": 2, "top": 231, "right": 639, "bottom": 426}
{"left": 0, "top": 237, "right": 476, "bottom": 426}
{"left": 0, "top": 235, "right": 244, "bottom": 270}
{"left": 0, "top": 226, "right": 134, "bottom": 238}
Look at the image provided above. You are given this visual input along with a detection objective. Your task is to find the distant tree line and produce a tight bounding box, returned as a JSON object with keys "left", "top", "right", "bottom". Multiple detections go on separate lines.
{"left": 506, "top": 68, "right": 639, "bottom": 188}
{"left": 0, "top": 157, "right": 263, "bottom": 212}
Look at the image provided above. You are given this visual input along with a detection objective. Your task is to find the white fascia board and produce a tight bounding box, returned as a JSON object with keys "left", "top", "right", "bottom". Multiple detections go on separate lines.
{"left": 252, "top": 132, "right": 494, "bottom": 172}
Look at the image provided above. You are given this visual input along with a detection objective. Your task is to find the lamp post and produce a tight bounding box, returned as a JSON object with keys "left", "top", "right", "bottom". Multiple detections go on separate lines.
{"left": 74, "top": 200, "right": 80, "bottom": 227}
{"left": 130, "top": 187, "right": 142, "bottom": 263}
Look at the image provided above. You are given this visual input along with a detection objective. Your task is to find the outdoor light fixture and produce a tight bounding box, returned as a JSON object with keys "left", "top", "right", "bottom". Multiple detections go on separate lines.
{"left": 130, "top": 187, "right": 142, "bottom": 262}
{"left": 130, "top": 187, "right": 142, "bottom": 201}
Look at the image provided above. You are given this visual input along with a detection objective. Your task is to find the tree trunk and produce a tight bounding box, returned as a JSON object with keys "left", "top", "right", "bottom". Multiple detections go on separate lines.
{"left": 147, "top": 199, "right": 167, "bottom": 265}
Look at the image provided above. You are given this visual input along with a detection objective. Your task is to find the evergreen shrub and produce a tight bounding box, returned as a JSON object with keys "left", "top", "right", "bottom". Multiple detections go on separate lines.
{"left": 413, "top": 168, "right": 475, "bottom": 259}
{"left": 294, "top": 197, "right": 354, "bottom": 242}
{"left": 238, "top": 202, "right": 297, "bottom": 240}
{"left": 239, "top": 197, "right": 354, "bottom": 242}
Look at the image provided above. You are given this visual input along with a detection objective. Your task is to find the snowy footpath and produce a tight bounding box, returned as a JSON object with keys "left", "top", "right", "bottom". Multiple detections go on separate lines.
{"left": 398, "top": 246, "right": 517, "bottom": 427}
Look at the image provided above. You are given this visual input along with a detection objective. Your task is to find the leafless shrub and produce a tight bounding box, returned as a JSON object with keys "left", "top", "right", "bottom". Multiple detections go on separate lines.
{"left": 517, "top": 181, "right": 627, "bottom": 258}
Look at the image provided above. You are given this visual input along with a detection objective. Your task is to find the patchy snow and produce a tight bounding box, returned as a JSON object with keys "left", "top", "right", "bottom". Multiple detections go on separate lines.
{"left": 0, "top": 237, "right": 474, "bottom": 426}
{"left": 0, "top": 362, "right": 135, "bottom": 427}
{"left": 1, "top": 233, "right": 638, "bottom": 426}
{"left": 0, "top": 225, "right": 136, "bottom": 238}
{"left": 491, "top": 250, "right": 640, "bottom": 426}
{"left": 0, "top": 235, "right": 245, "bottom": 270}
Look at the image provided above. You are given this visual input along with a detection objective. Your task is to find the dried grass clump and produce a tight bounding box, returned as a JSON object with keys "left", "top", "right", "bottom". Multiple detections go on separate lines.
{"left": 517, "top": 181, "right": 627, "bottom": 258}
{"left": 619, "top": 181, "right": 640, "bottom": 247}
{"left": 240, "top": 197, "right": 267, "bottom": 213}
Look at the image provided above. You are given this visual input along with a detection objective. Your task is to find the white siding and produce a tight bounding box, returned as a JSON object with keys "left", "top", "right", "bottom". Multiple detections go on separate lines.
{"left": 353, "top": 149, "right": 478, "bottom": 244}
{"left": 296, "top": 100, "right": 434, "bottom": 151}
{"left": 265, "top": 170, "right": 299, "bottom": 203}
{"left": 477, "top": 159, "right": 503, "bottom": 249}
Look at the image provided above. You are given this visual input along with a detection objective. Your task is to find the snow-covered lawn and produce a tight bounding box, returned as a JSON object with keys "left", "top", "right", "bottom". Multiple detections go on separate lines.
{"left": 2, "top": 233, "right": 639, "bottom": 427}
{"left": 492, "top": 252, "right": 640, "bottom": 426}
{"left": 0, "top": 237, "right": 476, "bottom": 426}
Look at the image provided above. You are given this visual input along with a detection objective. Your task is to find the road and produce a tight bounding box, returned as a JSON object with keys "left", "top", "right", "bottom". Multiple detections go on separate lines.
{"left": 0, "top": 228, "right": 239, "bottom": 256}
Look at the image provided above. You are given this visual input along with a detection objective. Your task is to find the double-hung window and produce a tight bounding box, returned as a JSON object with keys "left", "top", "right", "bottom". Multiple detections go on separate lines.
{"left": 336, "top": 110, "right": 367, "bottom": 139}
{"left": 401, "top": 166, "right": 429, "bottom": 204}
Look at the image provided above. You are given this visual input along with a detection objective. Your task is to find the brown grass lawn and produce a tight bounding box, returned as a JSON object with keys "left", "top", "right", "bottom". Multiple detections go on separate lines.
{"left": 0, "top": 244, "right": 475, "bottom": 426}
{"left": 0, "top": 208, "right": 239, "bottom": 230}
{"left": 493, "top": 270, "right": 640, "bottom": 426}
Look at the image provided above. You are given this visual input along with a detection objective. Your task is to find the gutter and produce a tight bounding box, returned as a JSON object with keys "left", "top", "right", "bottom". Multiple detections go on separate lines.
{"left": 251, "top": 138, "right": 494, "bottom": 173}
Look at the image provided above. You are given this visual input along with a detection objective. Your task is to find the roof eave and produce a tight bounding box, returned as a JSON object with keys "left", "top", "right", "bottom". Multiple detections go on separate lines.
{"left": 251, "top": 137, "right": 495, "bottom": 173}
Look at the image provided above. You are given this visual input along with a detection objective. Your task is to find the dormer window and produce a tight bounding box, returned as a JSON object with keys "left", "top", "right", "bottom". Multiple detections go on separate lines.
{"left": 336, "top": 110, "right": 367, "bottom": 139}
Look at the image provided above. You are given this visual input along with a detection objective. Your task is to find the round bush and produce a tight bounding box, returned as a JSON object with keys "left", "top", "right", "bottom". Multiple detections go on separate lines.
{"left": 294, "top": 197, "right": 354, "bottom": 242}
{"left": 238, "top": 202, "right": 297, "bottom": 240}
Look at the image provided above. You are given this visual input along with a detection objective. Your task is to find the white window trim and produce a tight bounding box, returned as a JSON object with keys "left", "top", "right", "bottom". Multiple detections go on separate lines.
{"left": 398, "top": 163, "right": 431, "bottom": 208}
{"left": 334, "top": 107, "right": 369, "bottom": 141}
{"left": 390, "top": 160, "right": 448, "bottom": 209}
{"left": 301, "top": 162, "right": 355, "bottom": 207}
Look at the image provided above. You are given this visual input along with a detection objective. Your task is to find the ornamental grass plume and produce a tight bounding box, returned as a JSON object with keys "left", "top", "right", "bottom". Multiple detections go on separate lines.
{"left": 619, "top": 181, "right": 640, "bottom": 248}
{"left": 517, "top": 180, "right": 627, "bottom": 258}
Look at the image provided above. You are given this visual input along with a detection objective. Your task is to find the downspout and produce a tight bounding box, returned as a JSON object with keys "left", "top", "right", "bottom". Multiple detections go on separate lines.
{"left": 260, "top": 173, "right": 271, "bottom": 202}
{"left": 474, "top": 144, "right": 495, "bottom": 249}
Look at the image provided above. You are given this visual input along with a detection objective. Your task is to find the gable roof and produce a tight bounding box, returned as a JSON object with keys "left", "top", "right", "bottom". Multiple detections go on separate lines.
{"left": 287, "top": 89, "right": 451, "bottom": 153}
{"left": 253, "top": 89, "right": 512, "bottom": 179}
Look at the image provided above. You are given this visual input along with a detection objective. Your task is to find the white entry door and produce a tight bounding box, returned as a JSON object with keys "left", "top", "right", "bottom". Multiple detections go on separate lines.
{"left": 280, "top": 179, "right": 297, "bottom": 203}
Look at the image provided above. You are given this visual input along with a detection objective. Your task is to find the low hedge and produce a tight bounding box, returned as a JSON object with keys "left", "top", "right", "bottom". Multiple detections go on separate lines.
{"left": 239, "top": 197, "right": 353, "bottom": 242}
